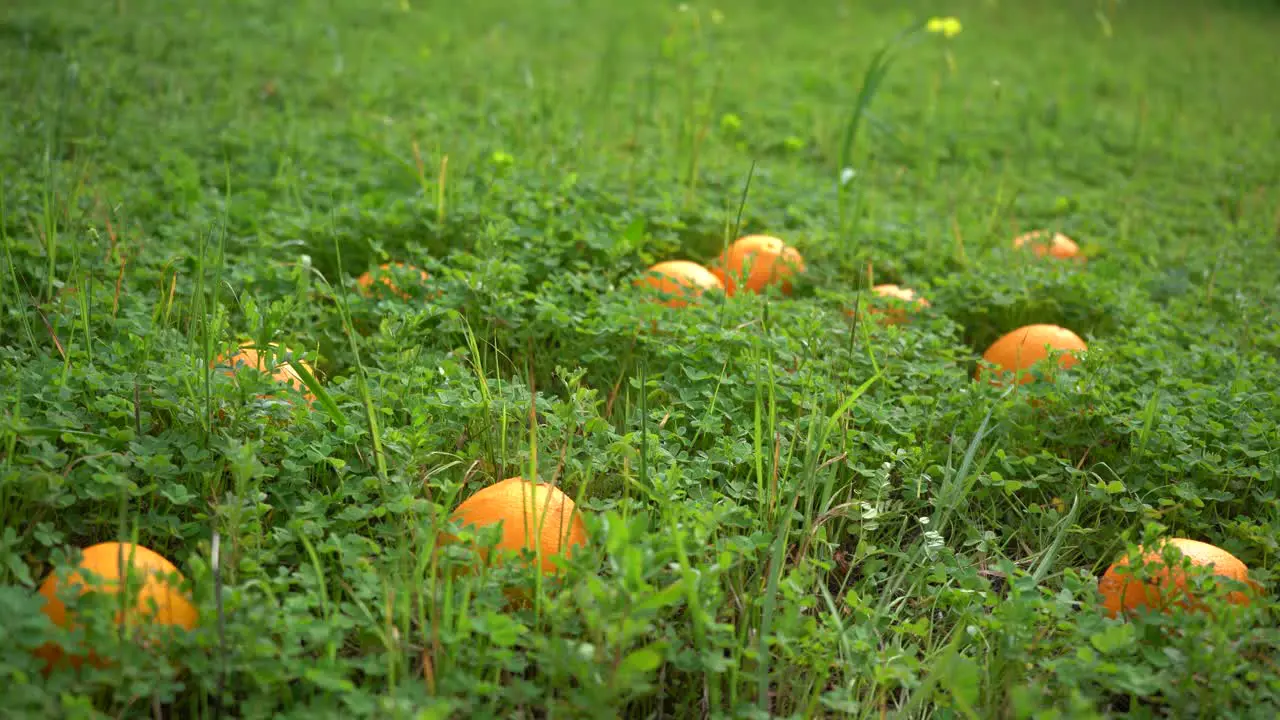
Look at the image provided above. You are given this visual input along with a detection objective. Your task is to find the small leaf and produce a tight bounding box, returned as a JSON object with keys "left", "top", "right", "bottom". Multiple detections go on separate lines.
{"left": 288, "top": 358, "right": 347, "bottom": 428}
{"left": 1090, "top": 622, "right": 1135, "bottom": 654}
{"left": 635, "top": 580, "right": 686, "bottom": 613}
{"left": 4, "top": 551, "right": 34, "bottom": 586}
{"left": 939, "top": 651, "right": 979, "bottom": 711}
{"left": 478, "top": 612, "right": 526, "bottom": 648}
{"left": 304, "top": 666, "right": 356, "bottom": 693}
{"left": 617, "top": 642, "right": 665, "bottom": 677}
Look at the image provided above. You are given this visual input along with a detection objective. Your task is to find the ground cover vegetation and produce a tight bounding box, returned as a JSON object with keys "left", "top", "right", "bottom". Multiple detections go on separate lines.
{"left": 2, "top": 0, "right": 1279, "bottom": 717}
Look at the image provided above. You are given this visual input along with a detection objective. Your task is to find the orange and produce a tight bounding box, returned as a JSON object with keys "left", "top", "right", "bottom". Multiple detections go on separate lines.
{"left": 444, "top": 477, "right": 587, "bottom": 577}
{"left": 35, "top": 542, "right": 198, "bottom": 672}
{"left": 357, "top": 262, "right": 431, "bottom": 299}
{"left": 860, "top": 284, "right": 931, "bottom": 325}
{"left": 635, "top": 260, "right": 724, "bottom": 308}
{"left": 1013, "top": 230, "right": 1083, "bottom": 262}
{"left": 710, "top": 234, "right": 805, "bottom": 296}
{"left": 1099, "top": 538, "right": 1262, "bottom": 619}
{"left": 215, "top": 342, "right": 316, "bottom": 404}
{"left": 977, "top": 324, "right": 1087, "bottom": 386}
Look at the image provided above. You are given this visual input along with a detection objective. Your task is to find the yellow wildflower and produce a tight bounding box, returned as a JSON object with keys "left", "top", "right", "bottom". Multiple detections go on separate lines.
{"left": 926, "top": 17, "right": 963, "bottom": 38}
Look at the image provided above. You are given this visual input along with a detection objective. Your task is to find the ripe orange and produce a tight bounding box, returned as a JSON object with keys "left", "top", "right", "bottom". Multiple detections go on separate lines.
{"left": 35, "top": 542, "right": 198, "bottom": 671}
{"left": 1013, "top": 230, "right": 1083, "bottom": 262}
{"left": 216, "top": 342, "right": 316, "bottom": 404}
{"left": 860, "top": 284, "right": 931, "bottom": 325}
{"left": 977, "top": 324, "right": 1087, "bottom": 386}
{"left": 1099, "top": 538, "right": 1262, "bottom": 619}
{"left": 357, "top": 262, "right": 431, "bottom": 299}
{"left": 635, "top": 260, "right": 724, "bottom": 308}
{"left": 710, "top": 234, "right": 805, "bottom": 296}
{"left": 444, "top": 477, "right": 587, "bottom": 577}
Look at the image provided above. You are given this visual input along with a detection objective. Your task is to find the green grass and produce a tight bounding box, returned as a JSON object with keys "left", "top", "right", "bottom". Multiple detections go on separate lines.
{"left": 2, "top": 0, "right": 1280, "bottom": 717}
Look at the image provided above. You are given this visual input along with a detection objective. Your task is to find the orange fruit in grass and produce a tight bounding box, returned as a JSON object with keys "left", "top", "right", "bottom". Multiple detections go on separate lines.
{"left": 35, "top": 542, "right": 197, "bottom": 672}
{"left": 860, "top": 284, "right": 930, "bottom": 325}
{"left": 443, "top": 477, "right": 588, "bottom": 578}
{"left": 216, "top": 342, "right": 316, "bottom": 404}
{"left": 710, "top": 235, "right": 805, "bottom": 296}
{"left": 977, "top": 324, "right": 1087, "bottom": 386}
{"left": 1098, "top": 538, "right": 1262, "bottom": 619}
{"left": 1013, "top": 230, "right": 1083, "bottom": 262}
{"left": 357, "top": 262, "right": 431, "bottom": 299}
{"left": 635, "top": 261, "right": 724, "bottom": 308}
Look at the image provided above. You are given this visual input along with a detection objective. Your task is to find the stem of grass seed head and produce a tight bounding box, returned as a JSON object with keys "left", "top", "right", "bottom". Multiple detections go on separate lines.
{"left": 437, "top": 154, "right": 448, "bottom": 225}
{"left": 1130, "top": 96, "right": 1147, "bottom": 177}
{"left": 766, "top": 328, "right": 780, "bottom": 522}
{"left": 982, "top": 170, "right": 1008, "bottom": 241}
{"left": 525, "top": 343, "right": 545, "bottom": 615}
{"left": 411, "top": 139, "right": 428, "bottom": 196}
{"left": 75, "top": 268, "right": 92, "bottom": 367}
{"left": 42, "top": 156, "right": 58, "bottom": 308}
{"left": 684, "top": 58, "right": 722, "bottom": 208}
{"left": 195, "top": 222, "right": 227, "bottom": 447}
{"left": 638, "top": 358, "right": 649, "bottom": 503}
{"left": 951, "top": 212, "right": 968, "bottom": 265}
{"left": 752, "top": 347, "right": 766, "bottom": 520}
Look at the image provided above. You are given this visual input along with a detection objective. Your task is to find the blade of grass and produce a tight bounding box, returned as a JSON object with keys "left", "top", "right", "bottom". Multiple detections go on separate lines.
{"left": 1031, "top": 493, "right": 1081, "bottom": 585}
{"left": 836, "top": 22, "right": 926, "bottom": 231}
{"left": 326, "top": 230, "right": 388, "bottom": 482}
{"left": 286, "top": 355, "right": 347, "bottom": 428}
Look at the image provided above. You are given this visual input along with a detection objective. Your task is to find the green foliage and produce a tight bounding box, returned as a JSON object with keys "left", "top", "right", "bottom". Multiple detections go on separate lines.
{"left": 1, "top": 0, "right": 1279, "bottom": 717}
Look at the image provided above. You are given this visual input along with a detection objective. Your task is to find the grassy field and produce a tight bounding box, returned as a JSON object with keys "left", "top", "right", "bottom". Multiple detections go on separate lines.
{"left": 3, "top": 0, "right": 1280, "bottom": 717}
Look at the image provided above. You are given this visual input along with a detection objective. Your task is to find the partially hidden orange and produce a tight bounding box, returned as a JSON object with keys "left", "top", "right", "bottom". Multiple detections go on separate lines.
{"left": 35, "top": 542, "right": 198, "bottom": 672}
{"left": 977, "top": 324, "right": 1087, "bottom": 386}
{"left": 1099, "top": 538, "right": 1262, "bottom": 619}
{"left": 710, "top": 234, "right": 805, "bottom": 296}
{"left": 215, "top": 342, "right": 316, "bottom": 404}
{"left": 444, "top": 477, "right": 588, "bottom": 577}
{"left": 860, "top": 284, "right": 931, "bottom": 325}
{"left": 357, "top": 262, "right": 431, "bottom": 299}
{"left": 635, "top": 260, "right": 724, "bottom": 308}
{"left": 1013, "top": 230, "right": 1084, "bottom": 262}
